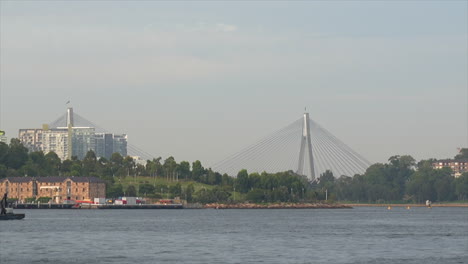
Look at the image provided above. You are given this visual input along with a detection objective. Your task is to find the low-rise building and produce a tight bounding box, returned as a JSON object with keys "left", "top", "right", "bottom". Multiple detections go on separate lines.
{"left": 432, "top": 159, "right": 468, "bottom": 178}
{"left": 0, "top": 176, "right": 106, "bottom": 203}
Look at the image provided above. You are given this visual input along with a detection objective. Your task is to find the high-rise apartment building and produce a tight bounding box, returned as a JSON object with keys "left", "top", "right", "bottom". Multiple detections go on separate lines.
{"left": 41, "top": 128, "right": 69, "bottom": 160}
{"left": 94, "top": 133, "right": 127, "bottom": 159}
{"left": 57, "top": 127, "right": 95, "bottom": 160}
{"left": 18, "top": 129, "right": 43, "bottom": 151}
{"left": 113, "top": 134, "right": 128, "bottom": 158}
{"left": 18, "top": 108, "right": 128, "bottom": 161}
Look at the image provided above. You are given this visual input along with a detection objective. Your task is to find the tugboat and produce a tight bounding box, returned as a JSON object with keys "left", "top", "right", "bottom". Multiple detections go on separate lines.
{"left": 0, "top": 193, "right": 25, "bottom": 220}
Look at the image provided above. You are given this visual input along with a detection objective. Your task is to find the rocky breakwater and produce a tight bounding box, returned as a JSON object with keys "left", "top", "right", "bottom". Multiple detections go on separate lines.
{"left": 204, "top": 202, "right": 352, "bottom": 209}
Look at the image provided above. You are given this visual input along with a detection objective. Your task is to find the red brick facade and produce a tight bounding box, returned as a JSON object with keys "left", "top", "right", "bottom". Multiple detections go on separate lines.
{"left": 0, "top": 177, "right": 106, "bottom": 203}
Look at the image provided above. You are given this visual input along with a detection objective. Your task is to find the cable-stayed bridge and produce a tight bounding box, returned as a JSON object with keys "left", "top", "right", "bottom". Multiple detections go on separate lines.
{"left": 212, "top": 113, "right": 371, "bottom": 181}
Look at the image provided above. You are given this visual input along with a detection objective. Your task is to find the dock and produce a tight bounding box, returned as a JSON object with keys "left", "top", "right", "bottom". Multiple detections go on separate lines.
{"left": 90, "top": 204, "right": 183, "bottom": 209}
{"left": 13, "top": 203, "right": 184, "bottom": 209}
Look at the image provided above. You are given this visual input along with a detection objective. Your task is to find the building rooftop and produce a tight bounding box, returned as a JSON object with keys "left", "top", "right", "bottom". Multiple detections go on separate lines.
{"left": 434, "top": 159, "right": 468, "bottom": 163}
{"left": 0, "top": 176, "right": 106, "bottom": 183}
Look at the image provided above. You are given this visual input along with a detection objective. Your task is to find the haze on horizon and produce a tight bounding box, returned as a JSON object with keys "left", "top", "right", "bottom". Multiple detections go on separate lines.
{"left": 0, "top": 1, "right": 466, "bottom": 167}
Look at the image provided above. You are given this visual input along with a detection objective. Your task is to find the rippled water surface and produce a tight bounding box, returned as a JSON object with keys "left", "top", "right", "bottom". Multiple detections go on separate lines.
{"left": 0, "top": 207, "right": 467, "bottom": 263}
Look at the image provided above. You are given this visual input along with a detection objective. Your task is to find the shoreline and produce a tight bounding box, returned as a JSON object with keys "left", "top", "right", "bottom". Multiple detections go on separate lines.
{"left": 344, "top": 203, "right": 468, "bottom": 207}
{"left": 204, "top": 203, "right": 352, "bottom": 209}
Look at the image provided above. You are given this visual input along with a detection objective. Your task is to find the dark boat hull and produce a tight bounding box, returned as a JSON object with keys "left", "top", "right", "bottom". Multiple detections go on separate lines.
{"left": 0, "top": 214, "right": 25, "bottom": 220}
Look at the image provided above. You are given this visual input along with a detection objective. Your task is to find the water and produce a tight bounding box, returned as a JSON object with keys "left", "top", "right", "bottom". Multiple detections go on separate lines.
{"left": 0, "top": 207, "right": 467, "bottom": 264}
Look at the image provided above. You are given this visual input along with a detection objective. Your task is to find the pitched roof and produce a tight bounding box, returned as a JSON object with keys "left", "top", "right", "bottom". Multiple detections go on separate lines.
{"left": 0, "top": 176, "right": 106, "bottom": 184}
{"left": 35, "top": 177, "right": 67, "bottom": 183}
{"left": 69, "top": 177, "right": 106, "bottom": 183}
{"left": 0, "top": 177, "right": 33, "bottom": 183}
{"left": 434, "top": 159, "right": 468, "bottom": 163}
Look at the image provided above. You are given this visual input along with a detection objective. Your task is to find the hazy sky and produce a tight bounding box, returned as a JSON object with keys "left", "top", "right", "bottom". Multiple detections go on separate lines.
{"left": 0, "top": 1, "right": 467, "bottom": 167}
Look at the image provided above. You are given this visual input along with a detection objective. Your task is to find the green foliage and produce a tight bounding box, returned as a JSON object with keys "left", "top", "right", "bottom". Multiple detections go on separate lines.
{"left": 139, "top": 183, "right": 155, "bottom": 196}
{"left": 126, "top": 185, "right": 137, "bottom": 196}
{"left": 169, "top": 183, "right": 182, "bottom": 197}
{"left": 455, "top": 148, "right": 468, "bottom": 159}
{"left": 455, "top": 172, "right": 468, "bottom": 200}
{"left": 185, "top": 184, "right": 195, "bottom": 202}
{"left": 191, "top": 160, "right": 204, "bottom": 181}
{"left": 0, "top": 139, "right": 466, "bottom": 204}
{"left": 195, "top": 187, "right": 230, "bottom": 204}
{"left": 24, "top": 197, "right": 36, "bottom": 203}
{"left": 107, "top": 184, "right": 124, "bottom": 198}
{"left": 236, "top": 169, "right": 250, "bottom": 193}
{"left": 37, "top": 197, "right": 52, "bottom": 203}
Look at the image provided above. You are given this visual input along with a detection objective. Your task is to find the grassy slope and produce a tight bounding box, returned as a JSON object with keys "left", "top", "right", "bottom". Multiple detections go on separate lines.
{"left": 112, "top": 175, "right": 245, "bottom": 201}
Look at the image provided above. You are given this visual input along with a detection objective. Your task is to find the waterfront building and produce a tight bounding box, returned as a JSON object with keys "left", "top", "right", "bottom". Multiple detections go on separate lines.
{"left": 0, "top": 176, "right": 106, "bottom": 203}
{"left": 432, "top": 159, "right": 468, "bottom": 178}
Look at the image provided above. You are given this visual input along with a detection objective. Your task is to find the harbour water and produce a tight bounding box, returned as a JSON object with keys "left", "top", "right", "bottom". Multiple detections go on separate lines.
{"left": 0, "top": 207, "right": 467, "bottom": 263}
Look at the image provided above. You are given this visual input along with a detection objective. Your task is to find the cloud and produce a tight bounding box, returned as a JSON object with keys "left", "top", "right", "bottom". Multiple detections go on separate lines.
{"left": 215, "top": 23, "right": 238, "bottom": 32}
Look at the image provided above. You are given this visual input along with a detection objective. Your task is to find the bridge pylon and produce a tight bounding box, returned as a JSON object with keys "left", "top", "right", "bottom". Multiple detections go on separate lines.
{"left": 297, "top": 112, "right": 315, "bottom": 180}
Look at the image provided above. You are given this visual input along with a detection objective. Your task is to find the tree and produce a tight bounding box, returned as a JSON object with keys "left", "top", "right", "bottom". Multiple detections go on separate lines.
{"left": 169, "top": 183, "right": 182, "bottom": 197}
{"left": 185, "top": 184, "right": 195, "bottom": 202}
{"left": 126, "top": 185, "right": 137, "bottom": 196}
{"left": 236, "top": 169, "right": 250, "bottom": 193}
{"left": 0, "top": 142, "right": 8, "bottom": 165}
{"left": 318, "top": 170, "right": 335, "bottom": 189}
{"left": 82, "top": 150, "right": 97, "bottom": 175}
{"left": 163, "top": 156, "right": 177, "bottom": 181}
{"left": 123, "top": 156, "right": 135, "bottom": 177}
{"left": 44, "top": 151, "right": 61, "bottom": 175}
{"left": 6, "top": 139, "right": 28, "bottom": 170}
{"left": 246, "top": 189, "right": 266, "bottom": 202}
{"left": 455, "top": 148, "right": 468, "bottom": 159}
{"left": 139, "top": 183, "right": 155, "bottom": 196}
{"left": 455, "top": 173, "right": 468, "bottom": 200}
{"left": 107, "top": 184, "right": 124, "bottom": 198}
{"left": 178, "top": 161, "right": 191, "bottom": 179}
{"left": 192, "top": 160, "right": 204, "bottom": 181}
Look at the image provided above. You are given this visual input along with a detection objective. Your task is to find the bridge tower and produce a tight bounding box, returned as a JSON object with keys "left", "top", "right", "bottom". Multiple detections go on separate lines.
{"left": 66, "top": 107, "right": 74, "bottom": 160}
{"left": 297, "top": 112, "right": 315, "bottom": 180}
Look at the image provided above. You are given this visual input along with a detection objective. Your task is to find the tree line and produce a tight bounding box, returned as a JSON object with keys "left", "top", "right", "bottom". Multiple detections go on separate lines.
{"left": 0, "top": 139, "right": 467, "bottom": 203}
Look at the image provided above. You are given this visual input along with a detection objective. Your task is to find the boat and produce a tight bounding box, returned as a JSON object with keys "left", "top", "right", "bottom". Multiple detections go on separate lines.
{"left": 0, "top": 193, "right": 25, "bottom": 220}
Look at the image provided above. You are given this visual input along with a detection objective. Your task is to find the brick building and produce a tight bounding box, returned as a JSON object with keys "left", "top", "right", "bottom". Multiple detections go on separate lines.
{"left": 432, "top": 159, "right": 468, "bottom": 178}
{"left": 0, "top": 177, "right": 106, "bottom": 203}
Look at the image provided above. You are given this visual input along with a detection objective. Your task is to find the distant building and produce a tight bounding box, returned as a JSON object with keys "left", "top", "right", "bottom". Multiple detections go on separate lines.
{"left": 41, "top": 128, "right": 69, "bottom": 160}
{"left": 432, "top": 159, "right": 468, "bottom": 178}
{"left": 113, "top": 134, "right": 128, "bottom": 157}
{"left": 57, "top": 126, "right": 96, "bottom": 160}
{"left": 0, "top": 176, "right": 106, "bottom": 203}
{"left": 95, "top": 133, "right": 128, "bottom": 160}
{"left": 18, "top": 129, "right": 43, "bottom": 151}
{"left": 0, "top": 130, "right": 7, "bottom": 144}
{"left": 18, "top": 107, "right": 128, "bottom": 161}
{"left": 131, "top": 156, "right": 146, "bottom": 166}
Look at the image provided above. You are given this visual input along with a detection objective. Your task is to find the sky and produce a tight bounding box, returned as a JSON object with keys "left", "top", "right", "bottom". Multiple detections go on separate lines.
{"left": 0, "top": 1, "right": 467, "bottom": 167}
